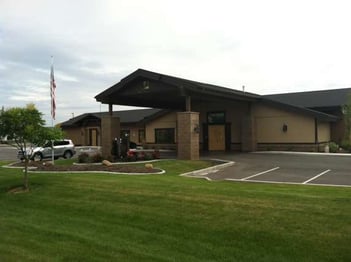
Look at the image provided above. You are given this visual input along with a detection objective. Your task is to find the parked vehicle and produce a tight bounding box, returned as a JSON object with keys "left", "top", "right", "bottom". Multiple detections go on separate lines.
{"left": 18, "top": 139, "right": 76, "bottom": 161}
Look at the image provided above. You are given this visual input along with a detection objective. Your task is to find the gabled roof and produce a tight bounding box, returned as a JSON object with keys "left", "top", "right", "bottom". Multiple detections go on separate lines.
{"left": 95, "top": 68, "right": 260, "bottom": 109}
{"left": 60, "top": 108, "right": 165, "bottom": 128}
{"left": 264, "top": 88, "right": 351, "bottom": 109}
{"left": 261, "top": 98, "right": 338, "bottom": 122}
{"left": 94, "top": 68, "right": 338, "bottom": 122}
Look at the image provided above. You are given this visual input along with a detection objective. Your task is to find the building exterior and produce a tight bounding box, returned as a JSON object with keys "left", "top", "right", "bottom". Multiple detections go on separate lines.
{"left": 265, "top": 88, "right": 351, "bottom": 144}
{"left": 61, "top": 108, "right": 164, "bottom": 146}
{"left": 90, "top": 69, "right": 339, "bottom": 159}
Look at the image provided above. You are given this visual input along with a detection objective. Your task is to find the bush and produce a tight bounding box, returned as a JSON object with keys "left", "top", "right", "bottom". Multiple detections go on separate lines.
{"left": 329, "top": 142, "right": 339, "bottom": 153}
{"left": 340, "top": 140, "right": 351, "bottom": 152}
{"left": 122, "top": 150, "right": 160, "bottom": 162}
{"left": 91, "top": 153, "right": 103, "bottom": 163}
{"left": 78, "top": 152, "right": 90, "bottom": 163}
{"left": 78, "top": 152, "right": 104, "bottom": 163}
{"left": 153, "top": 150, "right": 160, "bottom": 159}
{"left": 126, "top": 151, "right": 137, "bottom": 162}
{"left": 136, "top": 152, "right": 145, "bottom": 161}
{"left": 144, "top": 153, "right": 153, "bottom": 161}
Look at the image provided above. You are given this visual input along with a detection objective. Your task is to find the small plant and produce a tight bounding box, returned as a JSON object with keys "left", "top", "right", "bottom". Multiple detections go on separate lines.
{"left": 153, "top": 150, "right": 160, "bottom": 159}
{"left": 91, "top": 153, "right": 103, "bottom": 163}
{"left": 137, "top": 151, "right": 145, "bottom": 161}
{"left": 328, "top": 142, "right": 339, "bottom": 153}
{"left": 78, "top": 152, "right": 90, "bottom": 163}
{"left": 144, "top": 153, "right": 153, "bottom": 160}
{"left": 126, "top": 151, "right": 137, "bottom": 162}
{"left": 340, "top": 139, "right": 351, "bottom": 152}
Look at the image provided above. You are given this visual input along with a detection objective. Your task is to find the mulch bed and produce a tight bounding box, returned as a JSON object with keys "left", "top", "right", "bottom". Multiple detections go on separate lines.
{"left": 10, "top": 161, "right": 161, "bottom": 173}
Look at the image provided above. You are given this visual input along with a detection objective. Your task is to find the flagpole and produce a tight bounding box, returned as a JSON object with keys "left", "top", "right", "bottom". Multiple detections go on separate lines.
{"left": 51, "top": 56, "right": 55, "bottom": 165}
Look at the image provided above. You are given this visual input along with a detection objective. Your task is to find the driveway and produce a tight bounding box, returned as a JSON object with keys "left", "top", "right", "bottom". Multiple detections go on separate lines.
{"left": 200, "top": 152, "right": 351, "bottom": 187}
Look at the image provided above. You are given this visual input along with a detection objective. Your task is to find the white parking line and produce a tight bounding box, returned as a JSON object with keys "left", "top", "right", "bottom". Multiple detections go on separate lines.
{"left": 241, "top": 167, "right": 280, "bottom": 180}
{"left": 303, "top": 169, "right": 331, "bottom": 184}
{"left": 225, "top": 178, "right": 351, "bottom": 188}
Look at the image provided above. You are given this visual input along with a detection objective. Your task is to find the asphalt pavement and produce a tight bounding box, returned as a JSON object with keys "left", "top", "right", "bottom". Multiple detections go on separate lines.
{"left": 2, "top": 145, "right": 350, "bottom": 187}
{"left": 200, "top": 152, "right": 351, "bottom": 187}
{"left": 0, "top": 144, "right": 18, "bottom": 161}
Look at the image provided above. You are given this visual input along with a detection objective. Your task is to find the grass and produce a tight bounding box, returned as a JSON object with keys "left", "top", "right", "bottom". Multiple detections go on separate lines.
{"left": 0, "top": 159, "right": 350, "bottom": 261}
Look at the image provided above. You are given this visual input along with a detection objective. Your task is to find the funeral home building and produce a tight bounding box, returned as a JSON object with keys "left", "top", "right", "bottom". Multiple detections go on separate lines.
{"left": 61, "top": 69, "right": 350, "bottom": 160}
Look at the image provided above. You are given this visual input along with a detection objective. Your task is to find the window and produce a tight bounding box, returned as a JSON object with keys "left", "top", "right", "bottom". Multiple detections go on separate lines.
{"left": 55, "top": 141, "right": 69, "bottom": 146}
{"left": 207, "top": 112, "right": 225, "bottom": 124}
{"left": 155, "top": 128, "right": 175, "bottom": 144}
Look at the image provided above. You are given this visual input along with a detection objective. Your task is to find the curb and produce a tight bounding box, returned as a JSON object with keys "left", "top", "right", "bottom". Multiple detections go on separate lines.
{"left": 180, "top": 159, "right": 235, "bottom": 179}
{"left": 28, "top": 169, "right": 166, "bottom": 175}
{"left": 2, "top": 162, "right": 166, "bottom": 175}
{"left": 254, "top": 151, "right": 351, "bottom": 157}
{"left": 73, "top": 159, "right": 176, "bottom": 166}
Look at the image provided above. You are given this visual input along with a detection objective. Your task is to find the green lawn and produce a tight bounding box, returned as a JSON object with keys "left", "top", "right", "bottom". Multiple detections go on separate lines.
{"left": 0, "top": 160, "right": 350, "bottom": 262}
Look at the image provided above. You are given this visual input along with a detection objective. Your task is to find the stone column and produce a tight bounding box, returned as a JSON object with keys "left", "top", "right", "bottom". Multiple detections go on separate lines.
{"left": 101, "top": 116, "right": 120, "bottom": 159}
{"left": 177, "top": 112, "right": 200, "bottom": 160}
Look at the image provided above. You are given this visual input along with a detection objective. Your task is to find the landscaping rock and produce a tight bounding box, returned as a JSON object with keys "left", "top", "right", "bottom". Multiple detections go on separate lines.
{"left": 145, "top": 163, "right": 153, "bottom": 169}
{"left": 102, "top": 160, "right": 112, "bottom": 166}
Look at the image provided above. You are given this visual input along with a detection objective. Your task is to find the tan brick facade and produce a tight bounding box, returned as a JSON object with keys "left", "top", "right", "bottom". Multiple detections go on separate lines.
{"left": 177, "top": 112, "right": 199, "bottom": 160}
{"left": 101, "top": 116, "right": 120, "bottom": 159}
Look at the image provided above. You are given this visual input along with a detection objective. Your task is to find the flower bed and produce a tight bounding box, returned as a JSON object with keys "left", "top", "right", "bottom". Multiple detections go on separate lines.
{"left": 126, "top": 149, "right": 160, "bottom": 161}
{"left": 9, "top": 161, "right": 163, "bottom": 174}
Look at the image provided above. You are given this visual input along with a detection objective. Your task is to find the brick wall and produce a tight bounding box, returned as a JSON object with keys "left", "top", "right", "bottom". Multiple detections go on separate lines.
{"left": 177, "top": 112, "right": 199, "bottom": 160}
{"left": 101, "top": 116, "right": 120, "bottom": 159}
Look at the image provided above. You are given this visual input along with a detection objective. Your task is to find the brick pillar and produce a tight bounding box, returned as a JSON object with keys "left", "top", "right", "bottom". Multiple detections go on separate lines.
{"left": 177, "top": 112, "right": 199, "bottom": 160}
{"left": 101, "top": 116, "right": 120, "bottom": 159}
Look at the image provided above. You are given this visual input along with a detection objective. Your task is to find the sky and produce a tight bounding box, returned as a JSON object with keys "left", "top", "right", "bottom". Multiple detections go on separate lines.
{"left": 1, "top": 0, "right": 351, "bottom": 125}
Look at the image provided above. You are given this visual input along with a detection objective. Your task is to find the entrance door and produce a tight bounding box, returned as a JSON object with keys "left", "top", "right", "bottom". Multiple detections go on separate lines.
{"left": 89, "top": 129, "right": 98, "bottom": 146}
{"left": 208, "top": 125, "right": 225, "bottom": 151}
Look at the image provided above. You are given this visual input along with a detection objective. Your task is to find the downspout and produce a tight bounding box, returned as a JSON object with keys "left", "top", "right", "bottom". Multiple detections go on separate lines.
{"left": 314, "top": 118, "right": 318, "bottom": 150}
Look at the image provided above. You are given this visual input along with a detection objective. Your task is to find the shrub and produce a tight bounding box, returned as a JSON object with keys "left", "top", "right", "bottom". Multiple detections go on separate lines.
{"left": 126, "top": 151, "right": 137, "bottom": 162}
{"left": 340, "top": 140, "right": 351, "bottom": 152}
{"left": 329, "top": 142, "right": 339, "bottom": 153}
{"left": 91, "top": 153, "right": 103, "bottom": 163}
{"left": 153, "top": 150, "right": 160, "bottom": 159}
{"left": 78, "top": 152, "right": 90, "bottom": 163}
{"left": 144, "top": 153, "right": 153, "bottom": 160}
{"left": 137, "top": 152, "right": 145, "bottom": 161}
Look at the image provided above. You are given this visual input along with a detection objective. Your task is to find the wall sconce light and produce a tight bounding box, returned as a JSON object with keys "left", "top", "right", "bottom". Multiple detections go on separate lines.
{"left": 282, "top": 123, "right": 288, "bottom": 132}
{"left": 193, "top": 124, "right": 200, "bottom": 133}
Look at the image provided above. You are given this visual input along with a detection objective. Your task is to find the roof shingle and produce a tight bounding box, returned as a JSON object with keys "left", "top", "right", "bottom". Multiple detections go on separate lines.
{"left": 264, "top": 88, "right": 351, "bottom": 108}
{"left": 60, "top": 108, "right": 164, "bottom": 127}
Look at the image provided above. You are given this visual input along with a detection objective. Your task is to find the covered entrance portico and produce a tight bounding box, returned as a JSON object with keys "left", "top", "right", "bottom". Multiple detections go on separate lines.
{"left": 95, "top": 69, "right": 261, "bottom": 160}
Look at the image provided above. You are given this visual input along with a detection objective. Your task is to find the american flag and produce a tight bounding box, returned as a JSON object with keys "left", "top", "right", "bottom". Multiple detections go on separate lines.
{"left": 50, "top": 64, "right": 56, "bottom": 120}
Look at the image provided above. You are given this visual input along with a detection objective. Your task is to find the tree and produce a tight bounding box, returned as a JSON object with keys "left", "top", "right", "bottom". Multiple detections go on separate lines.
{"left": 0, "top": 104, "right": 63, "bottom": 190}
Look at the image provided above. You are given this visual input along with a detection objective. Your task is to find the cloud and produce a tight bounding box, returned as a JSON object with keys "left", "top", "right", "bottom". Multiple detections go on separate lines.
{"left": 1, "top": 0, "right": 351, "bottom": 125}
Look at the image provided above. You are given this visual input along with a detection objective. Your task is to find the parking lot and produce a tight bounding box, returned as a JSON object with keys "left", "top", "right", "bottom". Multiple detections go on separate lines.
{"left": 2, "top": 144, "right": 350, "bottom": 187}
{"left": 202, "top": 152, "right": 351, "bottom": 187}
{"left": 0, "top": 144, "right": 17, "bottom": 161}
